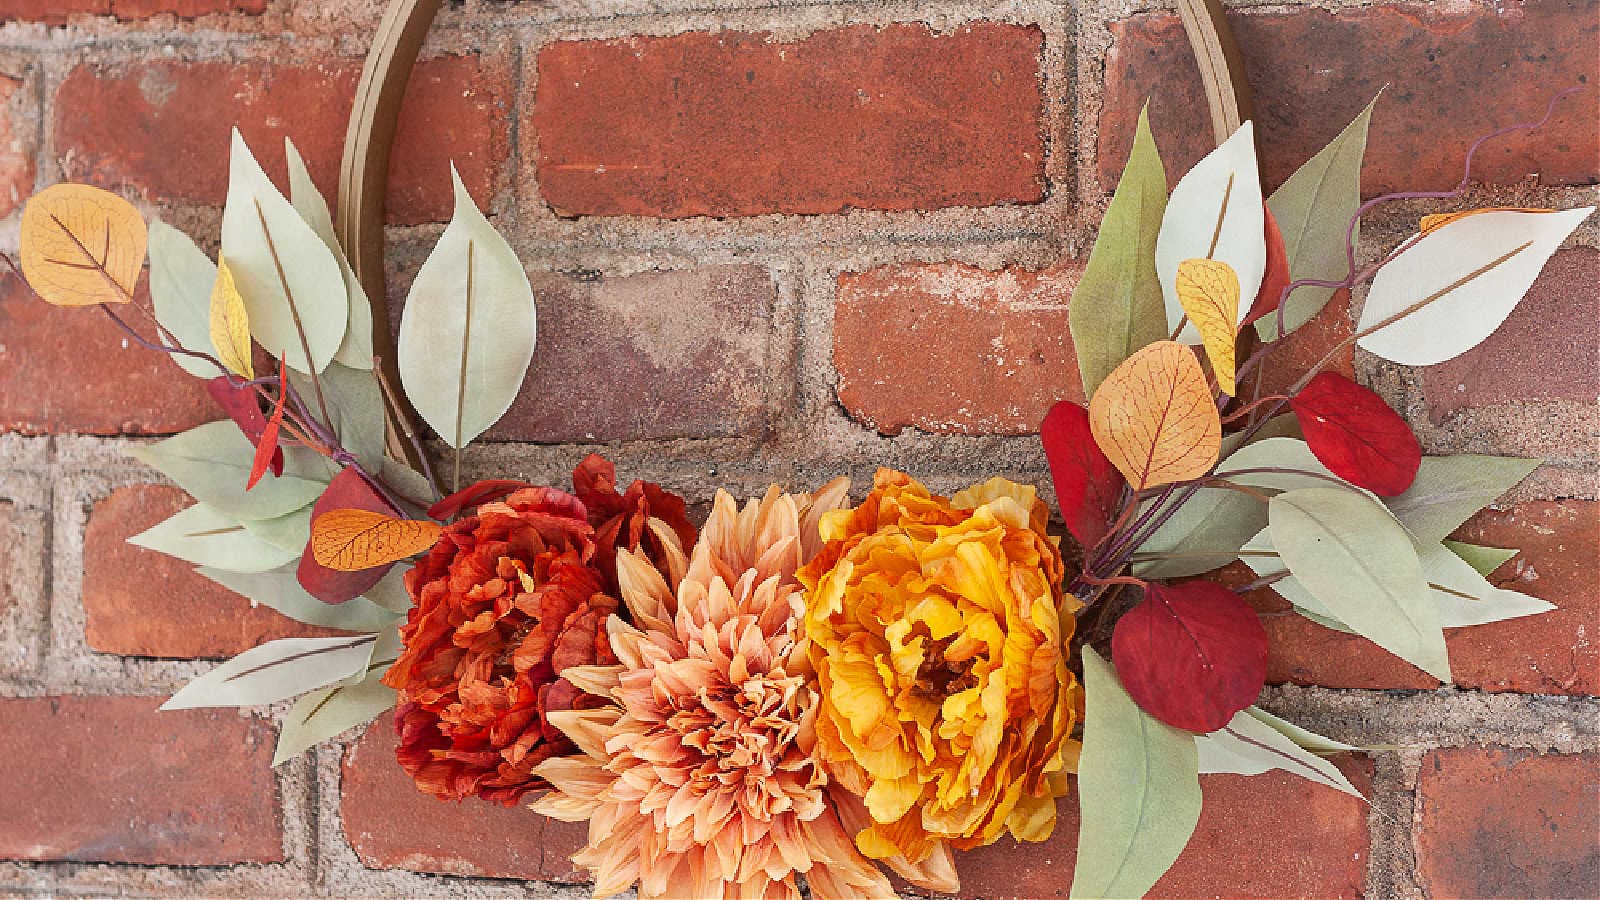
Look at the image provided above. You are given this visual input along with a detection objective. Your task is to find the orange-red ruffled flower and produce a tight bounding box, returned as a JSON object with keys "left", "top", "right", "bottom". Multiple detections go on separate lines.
{"left": 572, "top": 453, "right": 697, "bottom": 595}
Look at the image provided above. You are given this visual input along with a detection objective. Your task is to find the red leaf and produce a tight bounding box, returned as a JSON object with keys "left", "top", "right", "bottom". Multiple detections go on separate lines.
{"left": 1290, "top": 372, "right": 1421, "bottom": 496}
{"left": 1111, "top": 580, "right": 1269, "bottom": 733}
{"left": 1040, "top": 400, "right": 1125, "bottom": 549}
{"left": 207, "top": 377, "right": 282, "bottom": 476}
{"left": 298, "top": 467, "right": 400, "bottom": 604}
{"left": 427, "top": 479, "right": 530, "bottom": 520}
{"left": 1241, "top": 204, "right": 1290, "bottom": 329}
{"left": 246, "top": 364, "right": 288, "bottom": 491}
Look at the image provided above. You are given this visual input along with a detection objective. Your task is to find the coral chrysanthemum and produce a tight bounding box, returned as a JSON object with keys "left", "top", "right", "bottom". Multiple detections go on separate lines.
{"left": 798, "top": 469, "right": 1082, "bottom": 885}
{"left": 531, "top": 483, "right": 896, "bottom": 900}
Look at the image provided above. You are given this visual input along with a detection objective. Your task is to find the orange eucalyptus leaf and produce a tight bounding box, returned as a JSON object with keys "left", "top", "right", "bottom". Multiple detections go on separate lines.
{"left": 209, "top": 258, "right": 255, "bottom": 379}
{"left": 311, "top": 508, "right": 443, "bottom": 572}
{"left": 19, "top": 183, "right": 147, "bottom": 306}
{"left": 1174, "top": 258, "right": 1240, "bottom": 396}
{"left": 1418, "top": 207, "right": 1554, "bottom": 236}
{"left": 1088, "top": 340, "right": 1221, "bottom": 491}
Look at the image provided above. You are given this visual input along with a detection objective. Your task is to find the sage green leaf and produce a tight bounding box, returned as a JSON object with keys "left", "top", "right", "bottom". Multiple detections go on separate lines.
{"left": 273, "top": 666, "right": 395, "bottom": 765}
{"left": 363, "top": 565, "right": 413, "bottom": 613}
{"left": 127, "top": 421, "right": 327, "bottom": 521}
{"left": 148, "top": 220, "right": 220, "bottom": 378}
{"left": 378, "top": 460, "right": 434, "bottom": 517}
{"left": 295, "top": 364, "right": 387, "bottom": 474}
{"left": 1238, "top": 528, "right": 1355, "bottom": 634}
{"left": 397, "top": 167, "right": 537, "bottom": 449}
{"left": 1417, "top": 541, "right": 1554, "bottom": 627}
{"left": 1219, "top": 413, "right": 1301, "bottom": 457}
{"left": 220, "top": 128, "right": 347, "bottom": 374}
{"left": 1244, "top": 706, "right": 1361, "bottom": 754}
{"left": 1071, "top": 649, "right": 1201, "bottom": 900}
{"left": 161, "top": 634, "right": 377, "bottom": 709}
{"left": 241, "top": 505, "right": 312, "bottom": 554}
{"left": 196, "top": 564, "right": 402, "bottom": 632}
{"left": 285, "top": 138, "right": 373, "bottom": 370}
{"left": 1157, "top": 121, "right": 1264, "bottom": 341}
{"left": 1196, "top": 710, "right": 1363, "bottom": 799}
{"left": 1071, "top": 105, "right": 1168, "bottom": 395}
{"left": 129, "top": 501, "right": 298, "bottom": 573}
{"left": 1258, "top": 96, "right": 1376, "bottom": 339}
{"left": 1269, "top": 488, "right": 1449, "bottom": 681}
{"left": 1386, "top": 455, "right": 1539, "bottom": 545}
{"left": 1443, "top": 540, "right": 1518, "bottom": 577}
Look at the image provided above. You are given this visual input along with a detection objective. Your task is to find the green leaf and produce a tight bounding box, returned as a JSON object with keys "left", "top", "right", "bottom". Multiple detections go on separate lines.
{"left": 220, "top": 128, "right": 347, "bottom": 374}
{"left": 1269, "top": 488, "right": 1449, "bottom": 681}
{"left": 161, "top": 634, "right": 377, "bottom": 709}
{"left": 241, "top": 505, "right": 312, "bottom": 553}
{"left": 285, "top": 137, "right": 373, "bottom": 370}
{"left": 397, "top": 167, "right": 537, "bottom": 450}
{"left": 273, "top": 665, "right": 395, "bottom": 766}
{"left": 1071, "top": 649, "right": 1201, "bottom": 900}
{"left": 1238, "top": 528, "right": 1355, "bottom": 634}
{"left": 295, "top": 363, "right": 387, "bottom": 474}
{"left": 196, "top": 564, "right": 402, "bottom": 632}
{"left": 1244, "top": 706, "right": 1362, "bottom": 754}
{"left": 147, "top": 220, "right": 220, "bottom": 378}
{"left": 1196, "top": 710, "right": 1363, "bottom": 799}
{"left": 1443, "top": 540, "right": 1518, "bottom": 577}
{"left": 1416, "top": 541, "right": 1554, "bottom": 628}
{"left": 1071, "top": 105, "right": 1169, "bottom": 396}
{"left": 363, "top": 564, "right": 413, "bottom": 613}
{"left": 129, "top": 501, "right": 298, "bottom": 573}
{"left": 1386, "top": 455, "right": 1539, "bottom": 545}
{"left": 127, "top": 421, "right": 327, "bottom": 521}
{"left": 1259, "top": 95, "right": 1377, "bottom": 339}
{"left": 1219, "top": 413, "right": 1301, "bottom": 457}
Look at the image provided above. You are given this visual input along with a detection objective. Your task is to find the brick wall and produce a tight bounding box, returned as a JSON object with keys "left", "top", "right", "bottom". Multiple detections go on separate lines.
{"left": 0, "top": 0, "right": 1595, "bottom": 897}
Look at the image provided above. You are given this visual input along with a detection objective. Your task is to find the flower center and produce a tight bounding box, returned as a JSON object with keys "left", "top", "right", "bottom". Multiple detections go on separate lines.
{"left": 912, "top": 632, "right": 978, "bottom": 698}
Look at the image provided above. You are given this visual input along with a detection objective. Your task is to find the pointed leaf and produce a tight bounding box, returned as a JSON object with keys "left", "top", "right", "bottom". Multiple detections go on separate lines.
{"left": 298, "top": 467, "right": 400, "bottom": 604}
{"left": 1417, "top": 541, "right": 1554, "bottom": 628}
{"left": 247, "top": 364, "right": 288, "bottom": 491}
{"left": 1291, "top": 372, "right": 1420, "bottom": 496}
{"left": 149, "top": 220, "right": 221, "bottom": 378}
{"left": 292, "top": 364, "right": 386, "bottom": 474}
{"left": 1442, "top": 540, "right": 1518, "bottom": 577}
{"left": 1174, "top": 258, "right": 1241, "bottom": 395}
{"left": 285, "top": 138, "right": 373, "bottom": 370}
{"left": 1071, "top": 105, "right": 1169, "bottom": 395}
{"left": 1357, "top": 207, "right": 1594, "bottom": 365}
{"left": 1071, "top": 649, "right": 1201, "bottom": 900}
{"left": 206, "top": 377, "right": 282, "bottom": 477}
{"left": 162, "top": 634, "right": 377, "bottom": 709}
{"left": 398, "top": 168, "right": 537, "bottom": 449}
{"left": 19, "top": 183, "right": 145, "bottom": 306}
{"left": 127, "top": 421, "right": 326, "bottom": 520}
{"left": 1244, "top": 706, "right": 1361, "bottom": 754}
{"left": 428, "top": 479, "right": 531, "bottom": 520}
{"left": 1040, "top": 401, "right": 1124, "bottom": 549}
{"left": 1196, "top": 710, "right": 1363, "bottom": 799}
{"left": 241, "top": 505, "right": 312, "bottom": 554}
{"left": 1089, "top": 341, "right": 1220, "bottom": 491}
{"left": 311, "top": 509, "right": 442, "bottom": 572}
{"left": 273, "top": 667, "right": 396, "bottom": 765}
{"left": 1157, "top": 121, "right": 1264, "bottom": 341}
{"left": 128, "top": 501, "right": 299, "bottom": 573}
{"left": 199, "top": 564, "right": 400, "bottom": 632}
{"left": 209, "top": 258, "right": 255, "bottom": 379}
{"left": 1241, "top": 205, "right": 1290, "bottom": 328}
{"left": 1385, "top": 455, "right": 1538, "bottom": 545}
{"left": 1419, "top": 206, "right": 1554, "bottom": 236}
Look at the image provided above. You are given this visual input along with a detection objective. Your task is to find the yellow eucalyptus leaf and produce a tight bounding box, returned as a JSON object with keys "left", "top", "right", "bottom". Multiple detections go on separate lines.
{"left": 1174, "top": 258, "right": 1241, "bottom": 396}
{"left": 209, "top": 258, "right": 255, "bottom": 379}
{"left": 1088, "top": 341, "right": 1221, "bottom": 491}
{"left": 19, "top": 183, "right": 147, "bottom": 306}
{"left": 1418, "top": 206, "right": 1554, "bottom": 236}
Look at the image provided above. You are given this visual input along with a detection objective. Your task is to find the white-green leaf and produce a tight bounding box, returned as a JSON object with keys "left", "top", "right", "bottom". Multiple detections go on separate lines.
{"left": 1071, "top": 649, "right": 1201, "bottom": 900}
{"left": 220, "top": 128, "right": 347, "bottom": 374}
{"left": 1357, "top": 207, "right": 1594, "bottom": 365}
{"left": 161, "top": 634, "right": 377, "bottom": 710}
{"left": 1071, "top": 105, "right": 1169, "bottom": 395}
{"left": 297, "top": 363, "right": 387, "bottom": 474}
{"left": 363, "top": 564, "right": 413, "bottom": 613}
{"left": 1157, "top": 120, "right": 1265, "bottom": 342}
{"left": 196, "top": 564, "right": 402, "bottom": 632}
{"left": 1269, "top": 488, "right": 1449, "bottom": 681}
{"left": 1386, "top": 455, "right": 1538, "bottom": 545}
{"left": 129, "top": 501, "right": 299, "bottom": 573}
{"left": 1417, "top": 541, "right": 1554, "bottom": 628}
{"left": 147, "top": 220, "right": 221, "bottom": 378}
{"left": 398, "top": 167, "right": 537, "bottom": 449}
{"left": 1197, "top": 709, "right": 1363, "bottom": 799}
{"left": 273, "top": 666, "right": 396, "bottom": 766}
{"left": 1244, "top": 706, "right": 1361, "bottom": 754}
{"left": 127, "top": 421, "right": 327, "bottom": 521}
{"left": 1239, "top": 528, "right": 1354, "bottom": 634}
{"left": 285, "top": 137, "right": 373, "bottom": 370}
{"left": 1258, "top": 96, "right": 1376, "bottom": 339}
{"left": 241, "top": 505, "right": 312, "bottom": 554}
{"left": 1443, "top": 540, "right": 1518, "bottom": 577}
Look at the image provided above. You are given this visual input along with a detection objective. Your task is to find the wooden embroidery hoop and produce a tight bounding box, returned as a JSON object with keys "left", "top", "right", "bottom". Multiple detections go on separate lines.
{"left": 335, "top": 0, "right": 1254, "bottom": 467}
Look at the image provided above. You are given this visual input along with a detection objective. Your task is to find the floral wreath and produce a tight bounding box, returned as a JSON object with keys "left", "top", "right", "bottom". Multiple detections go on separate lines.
{"left": 9, "top": 10, "right": 1591, "bottom": 899}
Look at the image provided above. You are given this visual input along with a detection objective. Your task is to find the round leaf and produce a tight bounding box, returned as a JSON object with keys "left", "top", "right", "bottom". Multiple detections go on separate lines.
{"left": 148, "top": 220, "right": 221, "bottom": 378}
{"left": 311, "top": 509, "right": 442, "bottom": 572}
{"left": 1040, "top": 400, "right": 1124, "bottom": 549}
{"left": 1290, "top": 372, "right": 1420, "bottom": 496}
{"left": 1089, "top": 341, "right": 1221, "bottom": 491}
{"left": 20, "top": 183, "right": 146, "bottom": 306}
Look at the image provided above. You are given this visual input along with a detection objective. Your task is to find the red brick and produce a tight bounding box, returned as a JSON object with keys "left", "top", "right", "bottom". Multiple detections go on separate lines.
{"left": 83, "top": 485, "right": 344, "bottom": 658}
{"left": 0, "top": 695, "right": 282, "bottom": 864}
{"left": 1252, "top": 288, "right": 1356, "bottom": 400}
{"left": 0, "top": 73, "right": 37, "bottom": 220}
{"left": 53, "top": 54, "right": 509, "bottom": 225}
{"left": 532, "top": 24, "right": 1045, "bottom": 218}
{"left": 1422, "top": 248, "right": 1599, "bottom": 422}
{"left": 921, "top": 760, "right": 1371, "bottom": 899}
{"left": 0, "top": 274, "right": 218, "bottom": 435}
{"left": 0, "top": 0, "right": 107, "bottom": 23}
{"left": 1416, "top": 747, "right": 1600, "bottom": 899}
{"left": 834, "top": 262, "right": 1084, "bottom": 435}
{"left": 0, "top": 1, "right": 264, "bottom": 21}
{"left": 340, "top": 710, "right": 588, "bottom": 880}
{"left": 483, "top": 266, "right": 776, "bottom": 442}
{"left": 1100, "top": 3, "right": 1599, "bottom": 196}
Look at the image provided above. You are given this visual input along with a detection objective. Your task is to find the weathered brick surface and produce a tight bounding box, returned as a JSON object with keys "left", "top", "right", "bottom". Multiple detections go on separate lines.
{"left": 0, "top": 695, "right": 282, "bottom": 864}
{"left": 936, "top": 760, "right": 1372, "bottom": 899}
{"left": 1423, "top": 248, "right": 1600, "bottom": 422}
{"left": 1254, "top": 288, "right": 1356, "bottom": 399}
{"left": 485, "top": 266, "right": 777, "bottom": 443}
{"left": 83, "top": 484, "right": 342, "bottom": 658}
{"left": 340, "top": 711, "right": 588, "bottom": 881}
{"left": 533, "top": 24, "right": 1045, "bottom": 218}
{"left": 53, "top": 54, "right": 509, "bottom": 224}
{"left": 0, "top": 0, "right": 265, "bottom": 21}
{"left": 0, "top": 501, "right": 14, "bottom": 619}
{"left": 834, "top": 262, "right": 1085, "bottom": 435}
{"left": 0, "top": 274, "right": 218, "bottom": 435}
{"left": 1100, "top": 3, "right": 1600, "bottom": 195}
{"left": 0, "top": 72, "right": 36, "bottom": 220}
{"left": 1415, "top": 748, "right": 1600, "bottom": 899}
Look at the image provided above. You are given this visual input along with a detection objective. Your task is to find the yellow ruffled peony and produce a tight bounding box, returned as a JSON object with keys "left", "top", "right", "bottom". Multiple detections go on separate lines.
{"left": 799, "top": 469, "right": 1082, "bottom": 891}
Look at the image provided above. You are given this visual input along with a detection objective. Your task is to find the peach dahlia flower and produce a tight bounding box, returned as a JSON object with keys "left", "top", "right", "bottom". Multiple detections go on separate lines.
{"left": 532, "top": 483, "right": 895, "bottom": 900}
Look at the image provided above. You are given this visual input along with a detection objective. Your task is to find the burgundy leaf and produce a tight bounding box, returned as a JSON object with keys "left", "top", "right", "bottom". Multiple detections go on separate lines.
{"left": 298, "top": 467, "right": 400, "bottom": 604}
{"left": 1290, "top": 372, "right": 1422, "bottom": 496}
{"left": 1241, "top": 204, "right": 1290, "bottom": 329}
{"left": 1040, "top": 400, "right": 1125, "bottom": 550}
{"left": 1111, "top": 579, "right": 1269, "bottom": 733}
{"left": 207, "top": 377, "right": 282, "bottom": 477}
{"left": 427, "top": 479, "right": 531, "bottom": 520}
